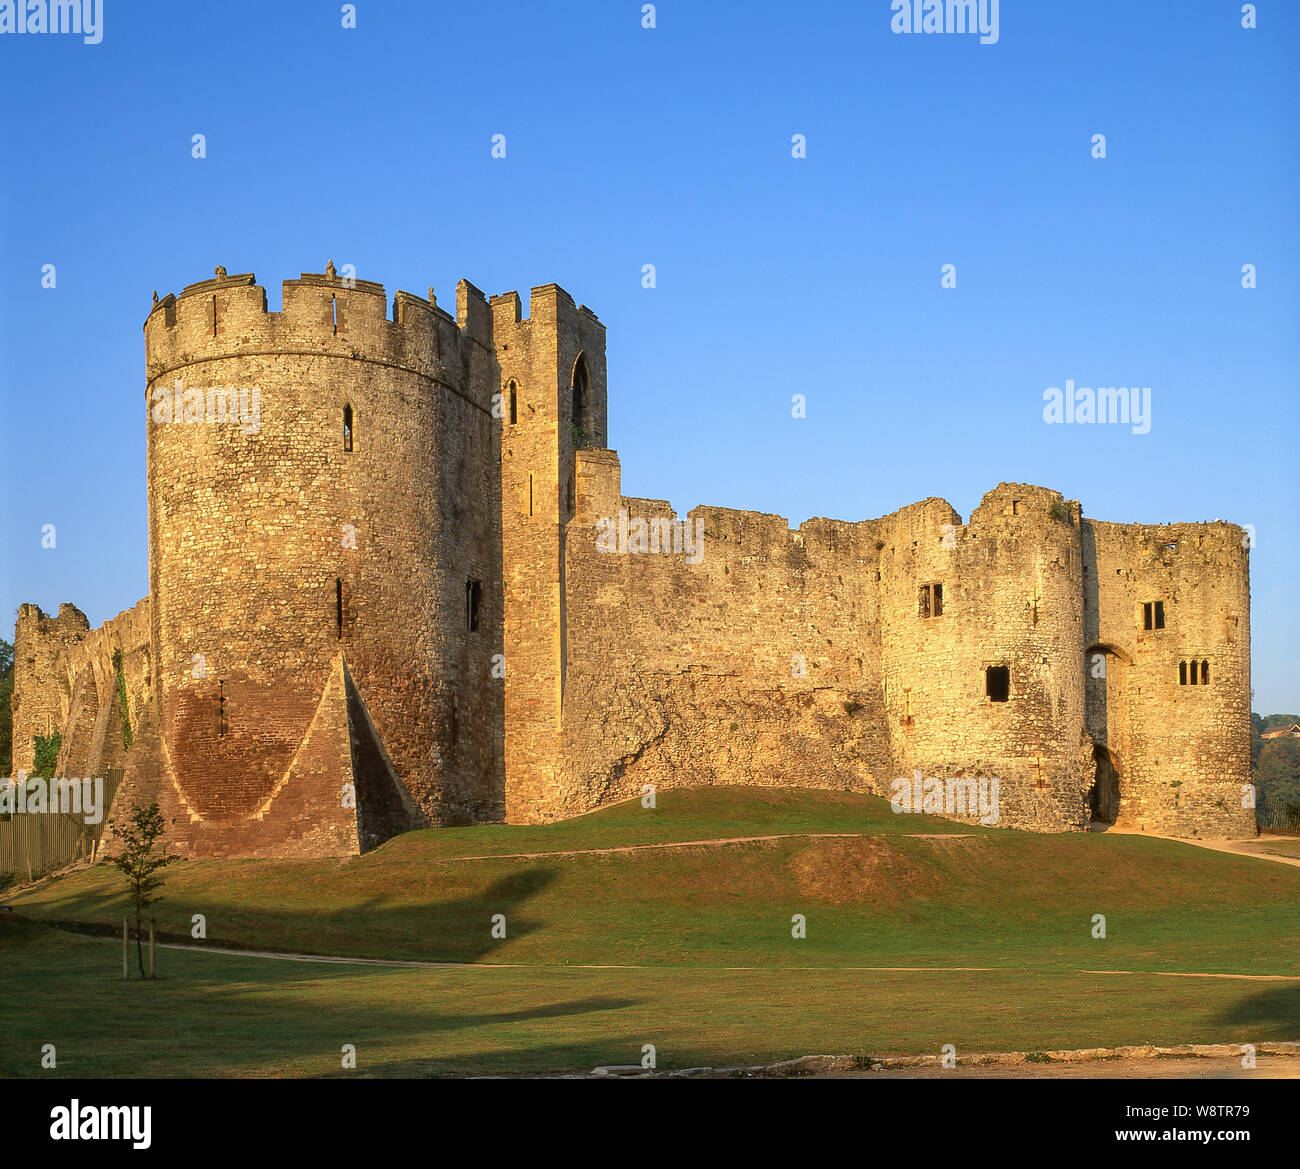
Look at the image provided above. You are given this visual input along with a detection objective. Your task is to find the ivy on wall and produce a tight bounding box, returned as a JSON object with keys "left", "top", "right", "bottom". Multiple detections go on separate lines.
{"left": 31, "top": 731, "right": 61, "bottom": 778}
{"left": 113, "top": 649, "right": 133, "bottom": 750}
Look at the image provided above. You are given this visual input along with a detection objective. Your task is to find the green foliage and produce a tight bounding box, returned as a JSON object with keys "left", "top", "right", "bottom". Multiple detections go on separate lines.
{"left": 1259, "top": 713, "right": 1300, "bottom": 731}
{"left": 1048, "top": 499, "right": 1070, "bottom": 523}
{"left": 31, "top": 731, "right": 61, "bottom": 779}
{"left": 110, "top": 801, "right": 178, "bottom": 978}
{"left": 112, "top": 649, "right": 133, "bottom": 750}
{"left": 1251, "top": 714, "right": 1300, "bottom": 808}
{"left": 570, "top": 424, "right": 591, "bottom": 450}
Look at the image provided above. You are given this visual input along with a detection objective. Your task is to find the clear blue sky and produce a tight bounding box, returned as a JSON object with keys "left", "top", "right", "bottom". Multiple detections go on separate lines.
{"left": 0, "top": 1, "right": 1296, "bottom": 711}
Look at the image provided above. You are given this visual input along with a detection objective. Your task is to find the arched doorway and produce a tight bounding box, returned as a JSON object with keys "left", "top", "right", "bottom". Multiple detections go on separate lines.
{"left": 571, "top": 353, "right": 589, "bottom": 439}
{"left": 1088, "top": 744, "right": 1121, "bottom": 825}
{"left": 1084, "top": 641, "right": 1132, "bottom": 829}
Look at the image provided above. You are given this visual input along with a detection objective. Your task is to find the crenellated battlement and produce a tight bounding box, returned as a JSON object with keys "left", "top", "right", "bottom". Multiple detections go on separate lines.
{"left": 143, "top": 265, "right": 490, "bottom": 387}
{"left": 489, "top": 283, "right": 605, "bottom": 332}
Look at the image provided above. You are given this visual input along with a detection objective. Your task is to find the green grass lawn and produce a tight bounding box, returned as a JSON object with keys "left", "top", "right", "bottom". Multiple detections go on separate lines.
{"left": 3, "top": 787, "right": 1298, "bottom": 1077}
{"left": 2, "top": 923, "right": 1295, "bottom": 1078}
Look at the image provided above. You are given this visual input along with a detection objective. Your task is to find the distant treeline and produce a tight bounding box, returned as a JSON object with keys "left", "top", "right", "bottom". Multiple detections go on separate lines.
{"left": 1252, "top": 713, "right": 1300, "bottom": 807}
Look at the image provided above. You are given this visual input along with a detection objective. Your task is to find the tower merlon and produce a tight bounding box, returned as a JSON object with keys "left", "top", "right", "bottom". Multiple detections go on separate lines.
{"left": 457, "top": 278, "right": 492, "bottom": 345}
{"left": 489, "top": 291, "right": 522, "bottom": 324}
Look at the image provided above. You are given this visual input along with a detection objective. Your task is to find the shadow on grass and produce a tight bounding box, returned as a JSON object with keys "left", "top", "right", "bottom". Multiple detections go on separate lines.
{"left": 1216, "top": 983, "right": 1300, "bottom": 1033}
{"left": 0, "top": 925, "right": 646, "bottom": 1078}
{"left": 17, "top": 866, "right": 562, "bottom": 963}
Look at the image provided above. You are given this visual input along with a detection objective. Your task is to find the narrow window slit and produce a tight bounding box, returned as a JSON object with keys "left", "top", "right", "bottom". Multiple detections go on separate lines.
{"left": 466, "top": 578, "right": 482, "bottom": 633}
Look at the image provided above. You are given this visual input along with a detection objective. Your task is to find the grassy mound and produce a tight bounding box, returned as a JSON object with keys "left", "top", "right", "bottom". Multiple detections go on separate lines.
{"left": 9, "top": 787, "right": 1299, "bottom": 974}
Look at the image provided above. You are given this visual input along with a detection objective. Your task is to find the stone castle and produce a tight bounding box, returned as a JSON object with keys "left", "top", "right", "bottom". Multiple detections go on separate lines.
{"left": 9, "top": 265, "right": 1254, "bottom": 857}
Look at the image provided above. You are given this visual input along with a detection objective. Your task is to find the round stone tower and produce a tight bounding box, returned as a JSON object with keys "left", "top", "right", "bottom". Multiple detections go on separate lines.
{"left": 878, "top": 484, "right": 1089, "bottom": 830}
{"left": 143, "top": 265, "right": 503, "bottom": 853}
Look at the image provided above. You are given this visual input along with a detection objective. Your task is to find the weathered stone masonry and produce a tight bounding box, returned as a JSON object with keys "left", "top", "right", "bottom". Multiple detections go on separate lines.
{"left": 8, "top": 266, "right": 1253, "bottom": 857}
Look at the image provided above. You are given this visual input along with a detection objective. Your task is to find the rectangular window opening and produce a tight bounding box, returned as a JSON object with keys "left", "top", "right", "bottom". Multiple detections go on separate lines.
{"left": 985, "top": 666, "right": 1010, "bottom": 703}
{"left": 919, "top": 582, "right": 944, "bottom": 618}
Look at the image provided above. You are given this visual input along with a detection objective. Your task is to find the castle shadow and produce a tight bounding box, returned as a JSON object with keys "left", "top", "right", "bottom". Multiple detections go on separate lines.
{"left": 13, "top": 863, "right": 563, "bottom": 966}
{"left": 1215, "top": 982, "right": 1300, "bottom": 1035}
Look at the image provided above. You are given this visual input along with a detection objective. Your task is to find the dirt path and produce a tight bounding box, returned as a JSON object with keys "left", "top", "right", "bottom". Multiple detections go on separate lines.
{"left": 451, "top": 828, "right": 1300, "bottom": 868}
{"left": 444, "top": 831, "right": 972, "bottom": 863}
{"left": 85, "top": 936, "right": 1300, "bottom": 980}
{"left": 1182, "top": 838, "right": 1300, "bottom": 868}
{"left": 1097, "top": 825, "right": 1300, "bottom": 870}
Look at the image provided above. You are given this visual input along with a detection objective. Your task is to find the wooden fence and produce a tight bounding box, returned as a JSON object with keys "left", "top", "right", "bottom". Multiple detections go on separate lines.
{"left": 0, "top": 769, "right": 124, "bottom": 881}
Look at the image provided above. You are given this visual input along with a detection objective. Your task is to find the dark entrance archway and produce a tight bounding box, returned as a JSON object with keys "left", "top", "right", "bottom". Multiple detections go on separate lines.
{"left": 1088, "top": 745, "right": 1120, "bottom": 825}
